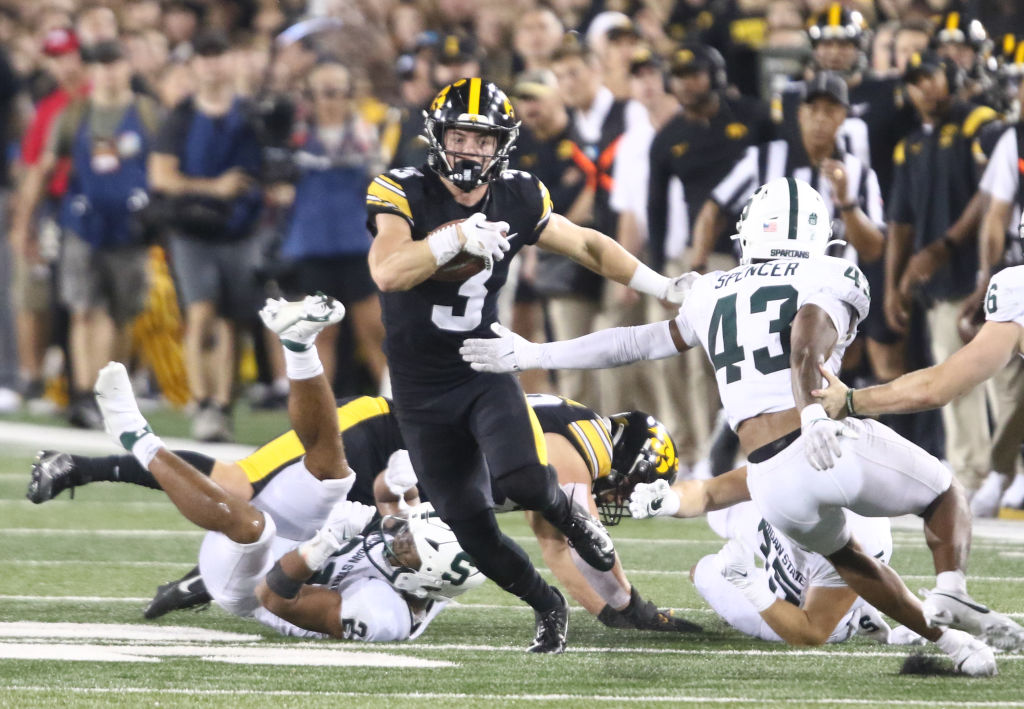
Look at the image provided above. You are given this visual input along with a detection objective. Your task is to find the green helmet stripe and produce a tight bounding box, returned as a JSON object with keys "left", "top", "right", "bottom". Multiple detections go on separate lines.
{"left": 786, "top": 177, "right": 799, "bottom": 240}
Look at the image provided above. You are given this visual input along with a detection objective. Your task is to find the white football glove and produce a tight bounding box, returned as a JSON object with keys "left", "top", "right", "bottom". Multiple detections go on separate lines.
{"left": 663, "top": 272, "right": 700, "bottom": 304}
{"left": 718, "top": 538, "right": 777, "bottom": 612}
{"left": 628, "top": 479, "right": 680, "bottom": 519}
{"left": 461, "top": 212, "right": 510, "bottom": 268}
{"left": 383, "top": 449, "right": 418, "bottom": 498}
{"left": 459, "top": 322, "right": 541, "bottom": 373}
{"left": 800, "top": 404, "right": 859, "bottom": 471}
{"left": 323, "top": 499, "right": 377, "bottom": 544}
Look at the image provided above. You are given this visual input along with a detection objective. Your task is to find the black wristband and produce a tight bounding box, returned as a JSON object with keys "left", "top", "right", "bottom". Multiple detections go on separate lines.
{"left": 265, "top": 560, "right": 304, "bottom": 599}
{"left": 846, "top": 388, "right": 857, "bottom": 417}
{"left": 838, "top": 202, "right": 858, "bottom": 212}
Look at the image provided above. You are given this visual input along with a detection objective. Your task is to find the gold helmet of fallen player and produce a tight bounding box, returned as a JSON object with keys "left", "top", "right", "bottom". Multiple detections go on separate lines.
{"left": 596, "top": 411, "right": 679, "bottom": 526}
{"left": 423, "top": 78, "right": 520, "bottom": 192}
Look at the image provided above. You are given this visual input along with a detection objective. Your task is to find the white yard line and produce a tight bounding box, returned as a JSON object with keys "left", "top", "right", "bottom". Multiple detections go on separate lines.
{"left": 0, "top": 686, "right": 1022, "bottom": 705}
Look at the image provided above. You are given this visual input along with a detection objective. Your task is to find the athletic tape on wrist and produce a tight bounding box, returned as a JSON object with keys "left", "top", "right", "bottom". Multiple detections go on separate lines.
{"left": 265, "top": 560, "right": 304, "bottom": 600}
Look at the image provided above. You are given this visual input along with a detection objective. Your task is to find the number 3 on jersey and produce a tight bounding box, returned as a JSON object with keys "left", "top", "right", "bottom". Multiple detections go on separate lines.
{"left": 432, "top": 269, "right": 490, "bottom": 331}
{"left": 708, "top": 285, "right": 798, "bottom": 383}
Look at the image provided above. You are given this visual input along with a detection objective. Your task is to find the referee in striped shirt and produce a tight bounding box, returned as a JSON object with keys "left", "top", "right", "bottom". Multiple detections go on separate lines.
{"left": 690, "top": 71, "right": 885, "bottom": 272}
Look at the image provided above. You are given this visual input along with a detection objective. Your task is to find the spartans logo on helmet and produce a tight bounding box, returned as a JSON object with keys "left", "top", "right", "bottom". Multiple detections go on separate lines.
{"left": 733, "top": 177, "right": 845, "bottom": 265}
{"left": 423, "top": 78, "right": 520, "bottom": 192}
{"left": 364, "top": 503, "right": 485, "bottom": 602}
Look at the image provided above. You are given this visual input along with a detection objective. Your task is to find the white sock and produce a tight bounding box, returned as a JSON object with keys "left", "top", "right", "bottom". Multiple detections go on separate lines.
{"left": 131, "top": 431, "right": 165, "bottom": 468}
{"left": 936, "top": 570, "right": 967, "bottom": 595}
{"left": 284, "top": 347, "right": 324, "bottom": 380}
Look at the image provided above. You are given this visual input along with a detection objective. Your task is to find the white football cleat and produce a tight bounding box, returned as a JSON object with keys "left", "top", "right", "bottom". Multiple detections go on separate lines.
{"left": 970, "top": 472, "right": 1007, "bottom": 519}
{"left": 921, "top": 587, "right": 1024, "bottom": 649}
{"left": 943, "top": 629, "right": 998, "bottom": 677}
{"left": 94, "top": 362, "right": 152, "bottom": 450}
{"left": 260, "top": 294, "right": 346, "bottom": 351}
{"left": 1000, "top": 473, "right": 1024, "bottom": 510}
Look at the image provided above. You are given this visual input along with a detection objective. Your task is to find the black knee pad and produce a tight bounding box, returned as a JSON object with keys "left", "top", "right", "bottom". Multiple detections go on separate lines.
{"left": 494, "top": 463, "right": 560, "bottom": 512}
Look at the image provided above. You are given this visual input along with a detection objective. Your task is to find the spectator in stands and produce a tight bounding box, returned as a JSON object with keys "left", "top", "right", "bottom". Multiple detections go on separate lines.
{"left": 586, "top": 13, "right": 642, "bottom": 100}
{"left": 149, "top": 31, "right": 263, "bottom": 442}
{"left": 886, "top": 51, "right": 999, "bottom": 496}
{"left": 9, "top": 27, "right": 88, "bottom": 408}
{"left": 273, "top": 60, "right": 386, "bottom": 391}
{"left": 892, "top": 20, "right": 932, "bottom": 74}
{"left": 38, "top": 40, "right": 161, "bottom": 428}
{"left": 602, "top": 48, "right": 680, "bottom": 414}
{"left": 547, "top": 34, "right": 644, "bottom": 408}
{"left": 513, "top": 6, "right": 564, "bottom": 73}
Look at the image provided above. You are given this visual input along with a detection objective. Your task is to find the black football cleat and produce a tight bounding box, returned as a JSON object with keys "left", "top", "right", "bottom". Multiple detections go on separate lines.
{"left": 528, "top": 588, "right": 569, "bottom": 654}
{"left": 561, "top": 502, "right": 616, "bottom": 572}
{"left": 26, "top": 450, "right": 77, "bottom": 503}
{"left": 144, "top": 566, "right": 212, "bottom": 619}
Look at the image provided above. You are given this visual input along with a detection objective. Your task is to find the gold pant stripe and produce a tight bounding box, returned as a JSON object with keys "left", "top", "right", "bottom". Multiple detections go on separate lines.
{"left": 526, "top": 398, "right": 549, "bottom": 466}
{"left": 238, "top": 397, "right": 392, "bottom": 483}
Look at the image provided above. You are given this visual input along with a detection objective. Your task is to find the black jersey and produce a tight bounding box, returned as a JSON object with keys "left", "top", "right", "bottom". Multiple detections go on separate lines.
{"left": 366, "top": 166, "right": 551, "bottom": 394}
{"left": 527, "top": 393, "right": 613, "bottom": 483}
{"left": 512, "top": 125, "right": 586, "bottom": 215}
{"left": 647, "top": 93, "right": 772, "bottom": 270}
{"left": 238, "top": 396, "right": 403, "bottom": 506}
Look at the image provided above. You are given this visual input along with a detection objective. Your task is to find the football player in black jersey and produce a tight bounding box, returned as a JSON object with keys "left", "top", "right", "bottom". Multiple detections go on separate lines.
{"left": 365, "top": 78, "right": 690, "bottom": 653}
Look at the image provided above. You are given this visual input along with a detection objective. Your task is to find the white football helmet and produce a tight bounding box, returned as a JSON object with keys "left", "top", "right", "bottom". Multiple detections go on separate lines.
{"left": 732, "top": 177, "right": 844, "bottom": 265}
{"left": 366, "top": 503, "right": 485, "bottom": 602}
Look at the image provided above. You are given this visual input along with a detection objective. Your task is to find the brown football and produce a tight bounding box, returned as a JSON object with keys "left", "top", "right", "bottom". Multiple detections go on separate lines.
{"left": 429, "top": 219, "right": 504, "bottom": 282}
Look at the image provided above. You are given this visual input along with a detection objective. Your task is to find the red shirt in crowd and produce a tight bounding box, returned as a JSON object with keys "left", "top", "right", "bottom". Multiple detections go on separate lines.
{"left": 21, "top": 84, "right": 89, "bottom": 197}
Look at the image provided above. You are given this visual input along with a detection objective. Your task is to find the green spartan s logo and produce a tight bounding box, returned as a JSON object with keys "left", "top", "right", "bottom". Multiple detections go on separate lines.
{"left": 986, "top": 283, "right": 998, "bottom": 315}
{"left": 440, "top": 552, "right": 475, "bottom": 586}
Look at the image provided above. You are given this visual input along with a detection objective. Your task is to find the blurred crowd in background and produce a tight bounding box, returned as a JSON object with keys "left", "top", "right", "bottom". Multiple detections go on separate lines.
{"left": 1, "top": 0, "right": 1024, "bottom": 513}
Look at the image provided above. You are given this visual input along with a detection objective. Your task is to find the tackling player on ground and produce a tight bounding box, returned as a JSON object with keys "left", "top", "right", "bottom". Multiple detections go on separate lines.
{"left": 86, "top": 295, "right": 484, "bottom": 641}
{"left": 461, "top": 177, "right": 1019, "bottom": 675}
{"left": 364, "top": 77, "right": 690, "bottom": 653}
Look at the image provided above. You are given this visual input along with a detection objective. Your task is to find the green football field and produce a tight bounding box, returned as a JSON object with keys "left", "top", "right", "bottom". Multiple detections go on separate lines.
{"left": 1, "top": 430, "right": 1024, "bottom": 708}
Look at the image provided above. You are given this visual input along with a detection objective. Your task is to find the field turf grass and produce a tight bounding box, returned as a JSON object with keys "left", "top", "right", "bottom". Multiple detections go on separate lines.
{"left": 1, "top": 425, "right": 1023, "bottom": 708}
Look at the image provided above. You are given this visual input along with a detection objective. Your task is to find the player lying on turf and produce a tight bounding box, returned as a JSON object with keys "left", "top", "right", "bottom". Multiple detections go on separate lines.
{"left": 460, "top": 177, "right": 1019, "bottom": 674}
{"left": 629, "top": 468, "right": 932, "bottom": 647}
{"left": 83, "top": 295, "right": 484, "bottom": 641}
{"left": 30, "top": 389, "right": 696, "bottom": 632}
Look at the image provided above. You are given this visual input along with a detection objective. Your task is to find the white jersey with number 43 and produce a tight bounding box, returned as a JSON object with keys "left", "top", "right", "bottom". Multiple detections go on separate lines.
{"left": 675, "top": 256, "right": 870, "bottom": 430}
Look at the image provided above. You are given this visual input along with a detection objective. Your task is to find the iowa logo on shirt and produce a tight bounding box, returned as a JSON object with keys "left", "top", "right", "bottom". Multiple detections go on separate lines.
{"left": 725, "top": 123, "right": 748, "bottom": 140}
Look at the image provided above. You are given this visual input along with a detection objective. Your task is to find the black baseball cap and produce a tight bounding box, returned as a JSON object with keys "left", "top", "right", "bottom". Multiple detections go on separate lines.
{"left": 629, "top": 47, "right": 662, "bottom": 75}
{"left": 903, "top": 50, "right": 943, "bottom": 84}
{"left": 437, "top": 33, "right": 477, "bottom": 65}
{"left": 802, "top": 71, "right": 849, "bottom": 107}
